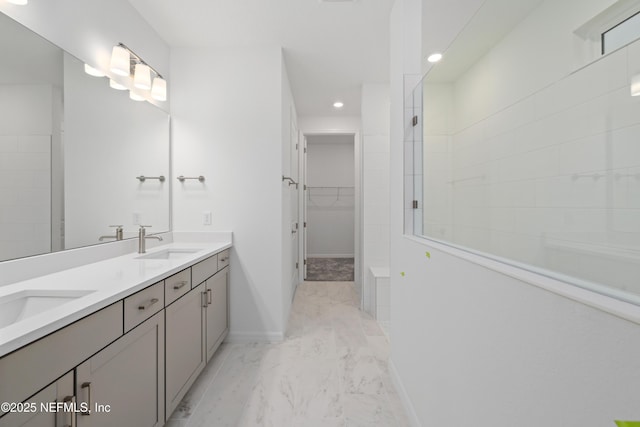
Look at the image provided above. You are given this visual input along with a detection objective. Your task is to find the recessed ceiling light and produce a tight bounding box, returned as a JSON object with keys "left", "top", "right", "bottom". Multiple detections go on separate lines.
{"left": 333, "top": 101, "right": 344, "bottom": 109}
{"left": 427, "top": 52, "right": 443, "bottom": 63}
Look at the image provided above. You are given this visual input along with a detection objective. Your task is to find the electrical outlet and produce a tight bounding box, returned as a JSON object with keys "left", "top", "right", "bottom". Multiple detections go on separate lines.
{"left": 133, "top": 212, "right": 141, "bottom": 225}
{"left": 203, "top": 211, "right": 212, "bottom": 225}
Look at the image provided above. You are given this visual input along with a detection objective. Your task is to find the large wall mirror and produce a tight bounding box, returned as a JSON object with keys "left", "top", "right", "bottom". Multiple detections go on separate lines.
{"left": 412, "top": 0, "right": 640, "bottom": 303}
{"left": 0, "top": 12, "right": 170, "bottom": 262}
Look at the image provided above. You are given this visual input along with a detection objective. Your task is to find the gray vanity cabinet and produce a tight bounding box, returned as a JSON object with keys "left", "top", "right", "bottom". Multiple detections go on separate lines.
{"left": 75, "top": 311, "right": 165, "bottom": 427}
{"left": 0, "top": 372, "right": 74, "bottom": 427}
{"left": 165, "top": 282, "right": 206, "bottom": 419}
{"left": 205, "top": 267, "right": 229, "bottom": 361}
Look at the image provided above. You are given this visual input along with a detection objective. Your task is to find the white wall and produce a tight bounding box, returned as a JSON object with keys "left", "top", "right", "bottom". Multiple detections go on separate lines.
{"left": 306, "top": 137, "right": 355, "bottom": 257}
{"left": 390, "top": 0, "right": 640, "bottom": 425}
{"left": 361, "top": 83, "right": 391, "bottom": 314}
{"left": 299, "top": 116, "right": 361, "bottom": 133}
{"left": 171, "top": 46, "right": 288, "bottom": 341}
{"left": 0, "top": 85, "right": 52, "bottom": 260}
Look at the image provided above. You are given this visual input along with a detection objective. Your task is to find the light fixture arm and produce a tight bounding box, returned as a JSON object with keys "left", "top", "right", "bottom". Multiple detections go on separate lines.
{"left": 116, "top": 42, "right": 164, "bottom": 79}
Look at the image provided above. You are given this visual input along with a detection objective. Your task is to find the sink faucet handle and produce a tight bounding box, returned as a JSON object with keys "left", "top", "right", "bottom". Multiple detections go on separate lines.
{"left": 139, "top": 225, "right": 152, "bottom": 229}
{"left": 109, "top": 225, "right": 124, "bottom": 229}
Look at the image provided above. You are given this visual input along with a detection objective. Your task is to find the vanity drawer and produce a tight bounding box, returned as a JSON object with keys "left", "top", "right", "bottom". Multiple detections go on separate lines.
{"left": 192, "top": 254, "right": 218, "bottom": 286}
{"left": 124, "top": 281, "right": 164, "bottom": 332}
{"left": 217, "top": 249, "right": 230, "bottom": 270}
{"left": 165, "top": 268, "right": 191, "bottom": 305}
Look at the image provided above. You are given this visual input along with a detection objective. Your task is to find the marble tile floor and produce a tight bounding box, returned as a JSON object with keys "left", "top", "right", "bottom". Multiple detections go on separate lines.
{"left": 166, "top": 281, "right": 409, "bottom": 427}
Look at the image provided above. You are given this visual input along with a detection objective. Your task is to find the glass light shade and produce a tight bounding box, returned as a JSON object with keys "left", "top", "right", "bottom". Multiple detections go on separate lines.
{"left": 109, "top": 79, "right": 127, "bottom": 90}
{"left": 631, "top": 74, "right": 640, "bottom": 96}
{"left": 333, "top": 101, "right": 344, "bottom": 108}
{"left": 84, "top": 64, "right": 105, "bottom": 77}
{"left": 110, "top": 46, "right": 130, "bottom": 76}
{"left": 151, "top": 77, "right": 167, "bottom": 101}
{"left": 133, "top": 64, "right": 151, "bottom": 90}
{"left": 7, "top": 0, "right": 28, "bottom": 5}
{"left": 129, "top": 90, "right": 146, "bottom": 101}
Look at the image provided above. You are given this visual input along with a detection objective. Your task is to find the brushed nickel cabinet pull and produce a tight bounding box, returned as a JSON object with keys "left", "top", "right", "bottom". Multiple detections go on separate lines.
{"left": 138, "top": 298, "right": 159, "bottom": 311}
{"left": 81, "top": 382, "right": 91, "bottom": 416}
{"left": 173, "top": 281, "right": 188, "bottom": 290}
{"left": 207, "top": 288, "right": 212, "bottom": 305}
{"left": 63, "top": 395, "right": 76, "bottom": 427}
{"left": 202, "top": 291, "right": 208, "bottom": 308}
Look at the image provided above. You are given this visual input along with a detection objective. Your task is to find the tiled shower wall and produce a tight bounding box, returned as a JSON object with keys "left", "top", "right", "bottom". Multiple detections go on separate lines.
{"left": 0, "top": 85, "right": 52, "bottom": 261}
{"left": 422, "top": 4, "right": 640, "bottom": 295}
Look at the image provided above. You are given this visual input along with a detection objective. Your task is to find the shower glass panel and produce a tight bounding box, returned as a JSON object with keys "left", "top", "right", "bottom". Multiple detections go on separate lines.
{"left": 412, "top": 0, "right": 640, "bottom": 304}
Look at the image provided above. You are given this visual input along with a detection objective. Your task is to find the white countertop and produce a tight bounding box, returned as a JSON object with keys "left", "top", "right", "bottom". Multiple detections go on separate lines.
{"left": 0, "top": 239, "right": 232, "bottom": 357}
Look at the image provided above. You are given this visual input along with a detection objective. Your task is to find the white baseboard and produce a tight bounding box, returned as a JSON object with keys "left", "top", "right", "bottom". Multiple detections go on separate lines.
{"left": 307, "top": 254, "right": 355, "bottom": 258}
{"left": 225, "top": 331, "right": 284, "bottom": 343}
{"left": 389, "top": 358, "right": 422, "bottom": 427}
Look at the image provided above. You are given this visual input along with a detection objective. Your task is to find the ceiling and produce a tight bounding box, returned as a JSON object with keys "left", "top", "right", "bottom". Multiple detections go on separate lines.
{"left": 422, "top": 0, "right": 544, "bottom": 82}
{"left": 126, "top": 0, "right": 395, "bottom": 117}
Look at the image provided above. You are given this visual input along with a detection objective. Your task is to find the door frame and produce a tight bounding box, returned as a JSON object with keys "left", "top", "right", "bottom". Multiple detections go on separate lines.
{"left": 299, "top": 129, "right": 363, "bottom": 303}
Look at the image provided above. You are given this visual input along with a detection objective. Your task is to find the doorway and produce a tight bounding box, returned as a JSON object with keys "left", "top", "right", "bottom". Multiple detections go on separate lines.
{"left": 303, "top": 134, "right": 355, "bottom": 282}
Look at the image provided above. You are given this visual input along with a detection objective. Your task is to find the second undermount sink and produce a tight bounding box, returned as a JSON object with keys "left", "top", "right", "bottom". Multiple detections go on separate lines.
{"left": 136, "top": 248, "right": 201, "bottom": 260}
{"left": 0, "top": 289, "right": 95, "bottom": 329}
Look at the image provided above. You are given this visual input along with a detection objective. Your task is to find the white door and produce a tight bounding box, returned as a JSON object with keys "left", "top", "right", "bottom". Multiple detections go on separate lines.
{"left": 290, "top": 111, "right": 300, "bottom": 296}
{"left": 302, "top": 136, "right": 308, "bottom": 280}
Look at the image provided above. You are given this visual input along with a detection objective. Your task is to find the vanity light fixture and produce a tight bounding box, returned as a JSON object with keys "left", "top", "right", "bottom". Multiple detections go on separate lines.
{"left": 109, "top": 43, "right": 167, "bottom": 101}
{"left": 333, "top": 101, "right": 344, "bottom": 109}
{"left": 427, "top": 52, "right": 443, "bottom": 63}
{"left": 133, "top": 63, "right": 152, "bottom": 90}
{"left": 110, "top": 45, "right": 130, "bottom": 76}
{"left": 151, "top": 77, "right": 167, "bottom": 101}
{"left": 631, "top": 73, "right": 640, "bottom": 96}
{"left": 84, "top": 64, "right": 105, "bottom": 77}
{"left": 7, "top": 0, "right": 27, "bottom": 4}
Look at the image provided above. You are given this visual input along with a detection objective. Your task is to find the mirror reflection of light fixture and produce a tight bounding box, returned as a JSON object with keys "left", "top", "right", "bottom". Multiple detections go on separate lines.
{"left": 84, "top": 64, "right": 105, "bottom": 77}
{"left": 151, "top": 77, "right": 167, "bottom": 101}
{"left": 133, "top": 63, "right": 151, "bottom": 90}
{"left": 631, "top": 73, "right": 640, "bottom": 96}
{"left": 110, "top": 45, "right": 130, "bottom": 76}
{"left": 129, "top": 90, "right": 146, "bottom": 101}
{"left": 109, "top": 79, "right": 127, "bottom": 90}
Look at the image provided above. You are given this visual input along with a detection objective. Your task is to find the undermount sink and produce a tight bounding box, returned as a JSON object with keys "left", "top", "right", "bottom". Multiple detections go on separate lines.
{"left": 0, "top": 289, "right": 95, "bottom": 329}
{"left": 136, "top": 248, "right": 201, "bottom": 260}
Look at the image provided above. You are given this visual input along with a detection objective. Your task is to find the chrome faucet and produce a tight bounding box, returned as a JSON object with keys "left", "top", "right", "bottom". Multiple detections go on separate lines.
{"left": 138, "top": 225, "right": 163, "bottom": 254}
{"left": 98, "top": 225, "right": 124, "bottom": 241}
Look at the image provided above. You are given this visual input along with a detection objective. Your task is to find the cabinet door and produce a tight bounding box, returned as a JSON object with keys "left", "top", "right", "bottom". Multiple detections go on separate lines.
{"left": 0, "top": 372, "right": 73, "bottom": 427}
{"left": 76, "top": 311, "right": 164, "bottom": 427}
{"left": 165, "top": 282, "right": 206, "bottom": 420}
{"left": 205, "top": 267, "right": 229, "bottom": 362}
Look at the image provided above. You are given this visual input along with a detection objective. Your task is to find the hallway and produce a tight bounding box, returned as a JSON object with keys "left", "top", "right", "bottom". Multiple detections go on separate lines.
{"left": 166, "top": 282, "right": 409, "bottom": 426}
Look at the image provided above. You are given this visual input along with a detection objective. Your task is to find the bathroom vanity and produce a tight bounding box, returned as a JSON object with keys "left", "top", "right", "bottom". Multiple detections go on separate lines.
{"left": 0, "top": 237, "right": 231, "bottom": 427}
